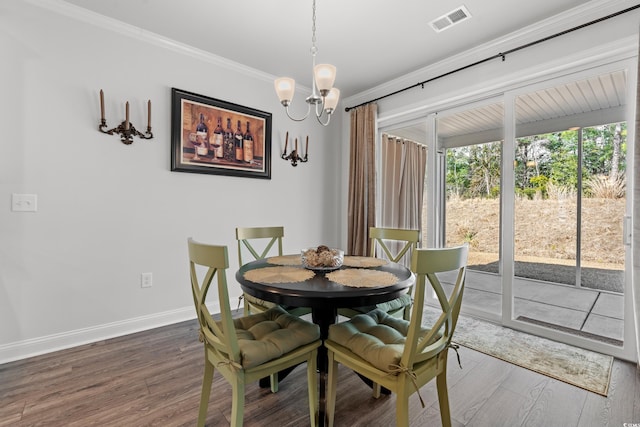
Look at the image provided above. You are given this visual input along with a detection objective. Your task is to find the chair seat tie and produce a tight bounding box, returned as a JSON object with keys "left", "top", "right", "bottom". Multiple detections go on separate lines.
{"left": 217, "top": 358, "right": 243, "bottom": 372}
{"left": 387, "top": 364, "right": 425, "bottom": 408}
{"left": 448, "top": 343, "right": 463, "bottom": 369}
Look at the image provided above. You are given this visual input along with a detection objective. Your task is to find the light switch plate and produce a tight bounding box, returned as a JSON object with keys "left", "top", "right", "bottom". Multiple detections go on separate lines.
{"left": 12, "top": 194, "right": 38, "bottom": 212}
{"left": 141, "top": 272, "right": 153, "bottom": 288}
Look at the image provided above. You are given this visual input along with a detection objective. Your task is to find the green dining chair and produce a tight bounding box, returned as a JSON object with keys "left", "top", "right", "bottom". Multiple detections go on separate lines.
{"left": 188, "top": 238, "right": 321, "bottom": 427}
{"left": 236, "top": 226, "right": 310, "bottom": 317}
{"left": 339, "top": 227, "right": 420, "bottom": 320}
{"left": 325, "top": 245, "right": 468, "bottom": 427}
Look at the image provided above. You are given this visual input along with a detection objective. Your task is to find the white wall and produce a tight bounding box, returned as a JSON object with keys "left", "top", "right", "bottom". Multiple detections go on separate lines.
{"left": 0, "top": 0, "right": 342, "bottom": 363}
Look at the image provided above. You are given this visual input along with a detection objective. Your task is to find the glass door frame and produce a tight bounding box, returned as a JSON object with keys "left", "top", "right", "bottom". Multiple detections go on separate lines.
{"left": 377, "top": 58, "right": 637, "bottom": 361}
{"left": 502, "top": 59, "right": 636, "bottom": 361}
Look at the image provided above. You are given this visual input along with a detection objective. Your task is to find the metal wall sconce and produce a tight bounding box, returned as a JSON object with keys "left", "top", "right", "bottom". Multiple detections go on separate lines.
{"left": 98, "top": 89, "right": 153, "bottom": 145}
{"left": 281, "top": 132, "right": 309, "bottom": 167}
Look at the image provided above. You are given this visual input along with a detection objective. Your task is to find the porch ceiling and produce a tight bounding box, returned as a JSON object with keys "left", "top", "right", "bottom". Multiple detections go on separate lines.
{"left": 387, "top": 69, "right": 628, "bottom": 147}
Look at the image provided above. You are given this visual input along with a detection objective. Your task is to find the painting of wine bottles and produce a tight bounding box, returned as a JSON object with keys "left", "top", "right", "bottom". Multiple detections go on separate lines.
{"left": 171, "top": 88, "right": 271, "bottom": 179}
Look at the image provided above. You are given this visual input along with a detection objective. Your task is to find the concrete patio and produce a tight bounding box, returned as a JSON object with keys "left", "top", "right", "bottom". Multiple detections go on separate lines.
{"left": 455, "top": 270, "right": 625, "bottom": 344}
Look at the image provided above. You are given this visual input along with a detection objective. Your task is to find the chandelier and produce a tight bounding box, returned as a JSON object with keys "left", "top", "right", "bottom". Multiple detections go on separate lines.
{"left": 274, "top": 0, "right": 340, "bottom": 126}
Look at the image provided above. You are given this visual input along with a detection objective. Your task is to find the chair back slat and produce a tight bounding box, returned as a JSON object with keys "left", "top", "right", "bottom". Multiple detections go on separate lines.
{"left": 188, "top": 238, "right": 241, "bottom": 363}
{"left": 369, "top": 227, "right": 419, "bottom": 265}
{"left": 236, "top": 226, "right": 284, "bottom": 265}
{"left": 402, "top": 245, "right": 468, "bottom": 368}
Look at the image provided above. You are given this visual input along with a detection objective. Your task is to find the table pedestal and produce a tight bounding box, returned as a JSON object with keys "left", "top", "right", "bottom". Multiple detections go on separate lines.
{"left": 312, "top": 306, "right": 337, "bottom": 426}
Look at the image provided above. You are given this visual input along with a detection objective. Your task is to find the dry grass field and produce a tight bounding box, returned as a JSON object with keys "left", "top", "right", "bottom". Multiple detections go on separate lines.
{"left": 445, "top": 197, "right": 626, "bottom": 270}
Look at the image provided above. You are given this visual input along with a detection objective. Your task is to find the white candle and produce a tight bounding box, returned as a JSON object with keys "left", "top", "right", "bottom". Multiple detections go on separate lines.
{"left": 99, "top": 90, "right": 105, "bottom": 121}
{"left": 125, "top": 101, "right": 130, "bottom": 130}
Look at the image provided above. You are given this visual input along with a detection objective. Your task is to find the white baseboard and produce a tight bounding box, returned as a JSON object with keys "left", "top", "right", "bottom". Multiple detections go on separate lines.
{"left": 0, "top": 303, "right": 219, "bottom": 365}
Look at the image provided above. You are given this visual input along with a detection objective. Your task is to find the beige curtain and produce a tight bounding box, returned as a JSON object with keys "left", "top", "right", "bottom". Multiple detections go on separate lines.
{"left": 380, "top": 134, "right": 427, "bottom": 231}
{"left": 379, "top": 134, "right": 427, "bottom": 265}
{"left": 633, "top": 32, "right": 640, "bottom": 365}
{"left": 347, "top": 104, "right": 377, "bottom": 256}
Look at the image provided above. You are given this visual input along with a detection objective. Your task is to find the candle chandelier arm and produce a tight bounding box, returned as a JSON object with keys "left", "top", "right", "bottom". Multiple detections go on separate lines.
{"left": 283, "top": 102, "right": 312, "bottom": 122}
{"left": 99, "top": 119, "right": 153, "bottom": 145}
{"left": 314, "top": 100, "right": 332, "bottom": 126}
{"left": 281, "top": 134, "right": 310, "bottom": 166}
{"left": 98, "top": 90, "right": 153, "bottom": 145}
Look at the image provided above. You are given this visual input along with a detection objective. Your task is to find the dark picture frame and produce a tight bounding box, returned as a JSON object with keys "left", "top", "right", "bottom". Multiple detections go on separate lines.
{"left": 170, "top": 88, "right": 272, "bottom": 179}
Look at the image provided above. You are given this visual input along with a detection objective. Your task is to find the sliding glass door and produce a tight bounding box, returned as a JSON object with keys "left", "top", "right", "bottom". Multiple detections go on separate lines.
{"left": 437, "top": 101, "right": 504, "bottom": 319}
{"left": 505, "top": 64, "right": 634, "bottom": 359}
{"left": 379, "top": 60, "right": 635, "bottom": 359}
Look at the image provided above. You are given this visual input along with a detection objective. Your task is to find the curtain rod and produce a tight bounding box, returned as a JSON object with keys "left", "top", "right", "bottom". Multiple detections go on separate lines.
{"left": 345, "top": 4, "right": 640, "bottom": 112}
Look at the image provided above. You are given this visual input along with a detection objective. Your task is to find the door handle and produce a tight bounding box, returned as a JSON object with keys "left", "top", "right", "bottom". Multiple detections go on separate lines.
{"left": 623, "top": 215, "right": 632, "bottom": 246}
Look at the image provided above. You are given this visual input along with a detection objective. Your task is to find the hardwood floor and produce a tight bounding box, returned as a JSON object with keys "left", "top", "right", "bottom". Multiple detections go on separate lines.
{"left": 2, "top": 319, "right": 640, "bottom": 426}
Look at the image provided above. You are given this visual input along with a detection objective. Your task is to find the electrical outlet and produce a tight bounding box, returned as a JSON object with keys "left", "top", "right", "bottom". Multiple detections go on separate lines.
{"left": 141, "top": 272, "right": 153, "bottom": 288}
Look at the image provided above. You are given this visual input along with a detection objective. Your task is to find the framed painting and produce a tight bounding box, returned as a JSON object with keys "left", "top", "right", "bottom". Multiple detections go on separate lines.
{"left": 170, "top": 88, "right": 272, "bottom": 179}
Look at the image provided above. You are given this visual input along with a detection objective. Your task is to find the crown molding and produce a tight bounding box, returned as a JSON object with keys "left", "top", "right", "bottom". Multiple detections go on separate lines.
{"left": 24, "top": 0, "right": 279, "bottom": 84}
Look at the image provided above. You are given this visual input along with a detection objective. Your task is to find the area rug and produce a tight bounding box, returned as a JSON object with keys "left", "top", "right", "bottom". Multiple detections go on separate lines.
{"left": 424, "top": 308, "right": 613, "bottom": 396}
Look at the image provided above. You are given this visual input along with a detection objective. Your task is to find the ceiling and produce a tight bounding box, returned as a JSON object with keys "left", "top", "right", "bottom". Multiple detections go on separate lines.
{"left": 61, "top": 0, "right": 590, "bottom": 99}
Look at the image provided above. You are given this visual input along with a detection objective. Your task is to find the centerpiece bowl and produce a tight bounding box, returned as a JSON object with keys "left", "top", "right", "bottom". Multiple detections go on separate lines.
{"left": 301, "top": 246, "right": 344, "bottom": 272}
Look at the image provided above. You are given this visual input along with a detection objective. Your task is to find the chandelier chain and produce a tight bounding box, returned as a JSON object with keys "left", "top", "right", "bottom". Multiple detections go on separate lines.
{"left": 310, "top": 0, "right": 317, "bottom": 55}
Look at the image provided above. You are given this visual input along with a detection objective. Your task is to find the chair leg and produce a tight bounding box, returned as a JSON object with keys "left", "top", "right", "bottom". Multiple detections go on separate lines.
{"left": 403, "top": 304, "right": 411, "bottom": 321}
{"left": 230, "top": 374, "right": 246, "bottom": 427}
{"left": 197, "top": 359, "right": 215, "bottom": 427}
{"left": 436, "top": 372, "right": 452, "bottom": 427}
{"left": 307, "top": 351, "right": 318, "bottom": 427}
{"left": 269, "top": 373, "right": 279, "bottom": 393}
{"left": 395, "top": 392, "right": 409, "bottom": 427}
{"left": 243, "top": 296, "right": 251, "bottom": 315}
{"left": 372, "top": 382, "right": 382, "bottom": 399}
{"left": 326, "top": 351, "right": 338, "bottom": 427}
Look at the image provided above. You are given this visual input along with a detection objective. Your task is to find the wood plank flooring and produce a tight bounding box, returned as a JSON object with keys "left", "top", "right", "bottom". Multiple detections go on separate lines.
{"left": 2, "top": 319, "right": 640, "bottom": 426}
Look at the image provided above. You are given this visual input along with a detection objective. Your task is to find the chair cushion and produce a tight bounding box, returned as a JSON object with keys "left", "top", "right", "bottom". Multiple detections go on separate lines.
{"left": 244, "top": 293, "right": 309, "bottom": 315}
{"left": 350, "top": 293, "right": 412, "bottom": 315}
{"left": 328, "top": 309, "right": 410, "bottom": 373}
{"left": 232, "top": 306, "right": 320, "bottom": 368}
{"left": 244, "top": 293, "right": 278, "bottom": 310}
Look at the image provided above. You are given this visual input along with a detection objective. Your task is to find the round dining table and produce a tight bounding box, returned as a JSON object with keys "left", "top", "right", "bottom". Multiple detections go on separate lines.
{"left": 235, "top": 255, "right": 415, "bottom": 426}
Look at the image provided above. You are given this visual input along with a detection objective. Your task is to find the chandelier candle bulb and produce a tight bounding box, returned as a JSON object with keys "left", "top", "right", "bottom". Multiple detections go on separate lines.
{"left": 306, "top": 136, "right": 309, "bottom": 155}
{"left": 147, "top": 100, "right": 151, "bottom": 129}
{"left": 284, "top": 131, "right": 288, "bottom": 153}
{"left": 314, "top": 64, "right": 337, "bottom": 94}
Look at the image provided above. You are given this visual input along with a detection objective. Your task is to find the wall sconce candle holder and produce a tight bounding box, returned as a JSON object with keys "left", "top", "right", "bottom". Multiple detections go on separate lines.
{"left": 281, "top": 132, "right": 309, "bottom": 167}
{"left": 98, "top": 89, "right": 153, "bottom": 145}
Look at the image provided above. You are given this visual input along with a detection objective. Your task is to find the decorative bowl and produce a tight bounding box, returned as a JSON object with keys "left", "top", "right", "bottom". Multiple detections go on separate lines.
{"left": 301, "top": 246, "right": 344, "bottom": 272}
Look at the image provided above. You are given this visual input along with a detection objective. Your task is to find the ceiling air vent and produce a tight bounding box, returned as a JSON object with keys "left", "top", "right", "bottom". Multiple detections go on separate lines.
{"left": 430, "top": 5, "right": 471, "bottom": 33}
